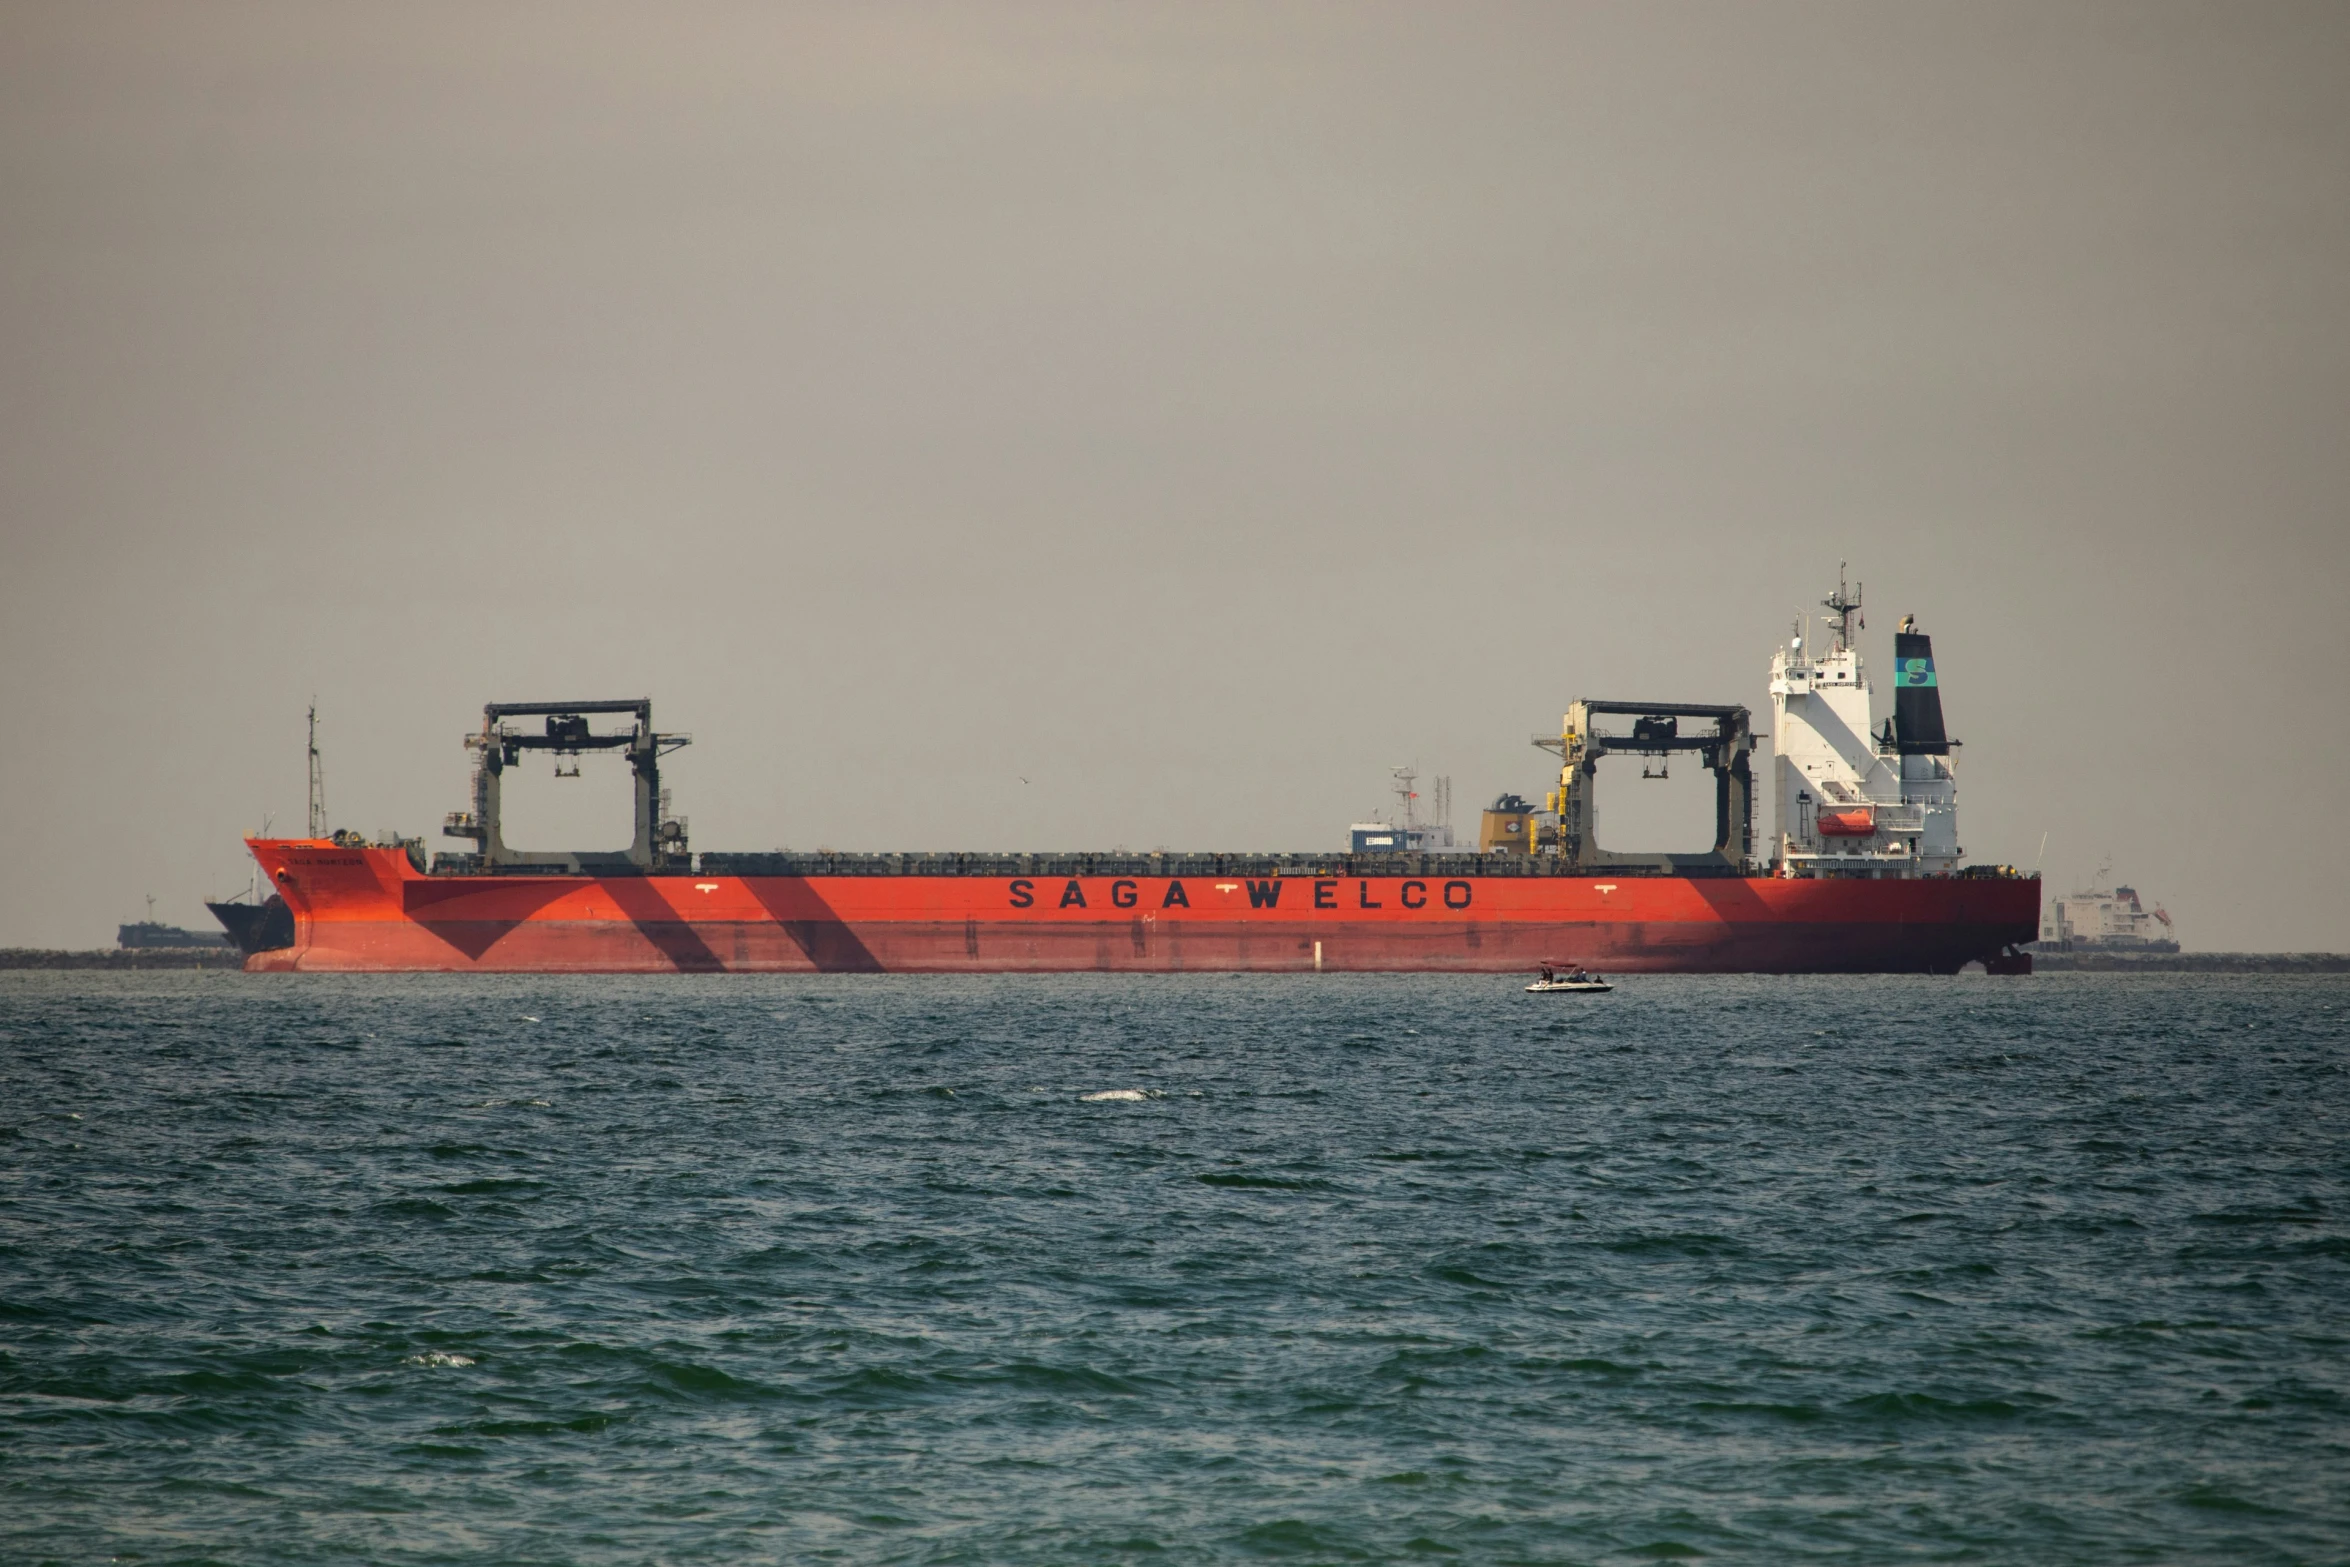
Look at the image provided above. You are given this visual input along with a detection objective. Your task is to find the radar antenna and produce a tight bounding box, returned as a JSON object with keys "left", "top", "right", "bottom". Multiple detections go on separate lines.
{"left": 1822, "top": 563, "right": 1864, "bottom": 653}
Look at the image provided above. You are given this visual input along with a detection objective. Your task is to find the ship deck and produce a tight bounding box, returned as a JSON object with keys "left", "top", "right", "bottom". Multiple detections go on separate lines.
{"left": 425, "top": 850, "right": 1986, "bottom": 881}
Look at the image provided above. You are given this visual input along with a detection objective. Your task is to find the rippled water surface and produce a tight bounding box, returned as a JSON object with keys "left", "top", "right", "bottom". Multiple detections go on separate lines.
{"left": 3, "top": 971, "right": 2346, "bottom": 1564}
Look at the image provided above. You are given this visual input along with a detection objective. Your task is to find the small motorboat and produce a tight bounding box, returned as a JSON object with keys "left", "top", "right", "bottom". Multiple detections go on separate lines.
{"left": 1525, "top": 964, "right": 1612, "bottom": 993}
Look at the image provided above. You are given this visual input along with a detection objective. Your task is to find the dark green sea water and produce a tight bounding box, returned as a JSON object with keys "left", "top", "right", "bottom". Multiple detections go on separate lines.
{"left": 2, "top": 971, "right": 2345, "bottom": 1565}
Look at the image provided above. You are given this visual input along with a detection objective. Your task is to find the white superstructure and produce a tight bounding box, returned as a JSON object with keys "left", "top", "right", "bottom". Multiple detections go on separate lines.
{"left": 1767, "top": 570, "right": 1960, "bottom": 878}
{"left": 1348, "top": 768, "right": 1456, "bottom": 853}
{"left": 2039, "top": 876, "right": 2177, "bottom": 951}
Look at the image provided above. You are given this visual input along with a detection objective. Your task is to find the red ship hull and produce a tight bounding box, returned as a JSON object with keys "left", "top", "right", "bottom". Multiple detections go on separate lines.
{"left": 240, "top": 841, "right": 2039, "bottom": 975}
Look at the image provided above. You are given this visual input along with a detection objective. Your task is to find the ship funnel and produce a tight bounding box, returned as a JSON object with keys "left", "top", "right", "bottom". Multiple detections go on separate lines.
{"left": 1892, "top": 626, "right": 1948, "bottom": 755}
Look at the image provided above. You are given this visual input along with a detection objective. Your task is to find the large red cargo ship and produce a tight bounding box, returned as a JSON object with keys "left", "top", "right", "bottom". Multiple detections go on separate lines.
{"left": 239, "top": 839, "right": 2036, "bottom": 973}
{"left": 232, "top": 576, "right": 2039, "bottom": 974}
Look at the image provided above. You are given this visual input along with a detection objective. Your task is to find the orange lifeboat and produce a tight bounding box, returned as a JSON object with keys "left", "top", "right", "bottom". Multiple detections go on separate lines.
{"left": 1817, "top": 807, "right": 1877, "bottom": 837}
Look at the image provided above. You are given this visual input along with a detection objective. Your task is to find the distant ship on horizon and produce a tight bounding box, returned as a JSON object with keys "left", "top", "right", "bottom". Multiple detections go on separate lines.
{"left": 120, "top": 893, "right": 232, "bottom": 950}
{"left": 2036, "top": 871, "right": 2178, "bottom": 954}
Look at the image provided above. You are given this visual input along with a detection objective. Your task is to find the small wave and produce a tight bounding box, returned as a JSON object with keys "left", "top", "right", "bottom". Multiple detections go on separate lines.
{"left": 989, "top": 1360, "right": 1147, "bottom": 1396}
{"left": 1196, "top": 1171, "right": 1327, "bottom": 1190}
{"left": 818, "top": 1364, "right": 939, "bottom": 1408}
{"left": 1691, "top": 1398, "right": 1825, "bottom": 1423}
{"left": 1239, "top": 1520, "right": 1359, "bottom": 1555}
{"left": 1426, "top": 1264, "right": 1507, "bottom": 1289}
{"left": 403, "top": 1352, "right": 475, "bottom": 1368}
{"left": 1605, "top": 1231, "right": 1745, "bottom": 1258}
{"left": 2177, "top": 1483, "right": 2284, "bottom": 1515}
{"left": 1553, "top": 1357, "right": 1641, "bottom": 1378}
{"left": 2189, "top": 1204, "right": 2323, "bottom": 1226}
{"left": 1843, "top": 1390, "right": 2028, "bottom": 1421}
{"left": 645, "top": 1358, "right": 771, "bottom": 1401}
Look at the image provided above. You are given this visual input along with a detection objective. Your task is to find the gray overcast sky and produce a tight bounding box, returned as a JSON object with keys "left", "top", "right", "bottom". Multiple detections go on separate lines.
{"left": 2, "top": 1, "right": 2345, "bottom": 950}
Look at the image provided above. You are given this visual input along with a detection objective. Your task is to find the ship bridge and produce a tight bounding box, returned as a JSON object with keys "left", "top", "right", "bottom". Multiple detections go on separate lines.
{"left": 1767, "top": 569, "right": 1962, "bottom": 879}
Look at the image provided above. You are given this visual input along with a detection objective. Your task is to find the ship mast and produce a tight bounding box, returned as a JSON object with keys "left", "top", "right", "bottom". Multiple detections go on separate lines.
{"left": 1822, "top": 563, "right": 1863, "bottom": 653}
{"left": 307, "top": 701, "right": 326, "bottom": 840}
{"left": 1391, "top": 766, "right": 1419, "bottom": 834}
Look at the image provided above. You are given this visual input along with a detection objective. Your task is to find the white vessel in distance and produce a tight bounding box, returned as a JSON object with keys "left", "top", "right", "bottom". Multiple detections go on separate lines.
{"left": 2038, "top": 870, "right": 2177, "bottom": 952}
{"left": 1768, "top": 567, "right": 1962, "bottom": 879}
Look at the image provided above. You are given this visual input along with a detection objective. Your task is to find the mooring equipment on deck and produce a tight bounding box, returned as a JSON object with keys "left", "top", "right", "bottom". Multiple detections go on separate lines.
{"left": 440, "top": 699, "right": 692, "bottom": 872}
{"left": 1533, "top": 701, "right": 1756, "bottom": 875}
